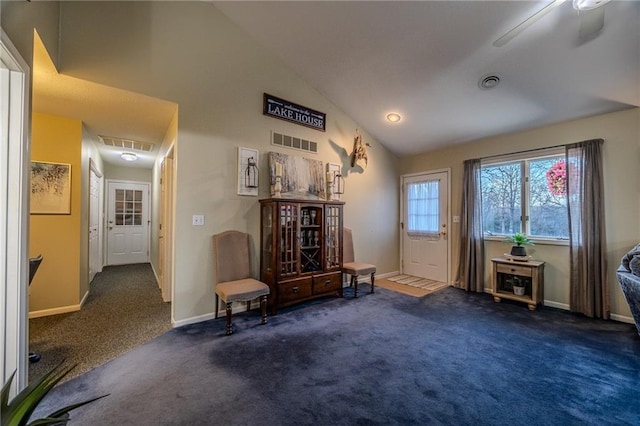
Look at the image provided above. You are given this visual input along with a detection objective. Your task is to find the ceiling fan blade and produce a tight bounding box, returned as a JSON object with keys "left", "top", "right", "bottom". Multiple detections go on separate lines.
{"left": 578, "top": 7, "right": 606, "bottom": 39}
{"left": 493, "top": 0, "right": 567, "bottom": 47}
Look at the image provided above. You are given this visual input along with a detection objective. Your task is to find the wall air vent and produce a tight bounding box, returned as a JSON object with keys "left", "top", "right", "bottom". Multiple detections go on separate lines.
{"left": 99, "top": 136, "right": 155, "bottom": 152}
{"left": 271, "top": 131, "right": 318, "bottom": 154}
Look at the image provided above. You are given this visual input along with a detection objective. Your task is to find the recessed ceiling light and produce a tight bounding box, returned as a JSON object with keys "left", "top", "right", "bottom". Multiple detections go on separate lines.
{"left": 121, "top": 152, "right": 138, "bottom": 161}
{"left": 386, "top": 113, "right": 402, "bottom": 123}
{"left": 573, "top": 0, "right": 611, "bottom": 11}
{"left": 479, "top": 74, "right": 501, "bottom": 90}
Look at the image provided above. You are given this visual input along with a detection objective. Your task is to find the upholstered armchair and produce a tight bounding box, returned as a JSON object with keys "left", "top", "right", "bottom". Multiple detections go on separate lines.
{"left": 616, "top": 245, "right": 640, "bottom": 336}
{"left": 213, "top": 231, "right": 270, "bottom": 336}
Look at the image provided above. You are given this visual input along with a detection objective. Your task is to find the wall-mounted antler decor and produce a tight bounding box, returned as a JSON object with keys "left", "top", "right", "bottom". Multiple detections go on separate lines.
{"left": 350, "top": 129, "right": 371, "bottom": 169}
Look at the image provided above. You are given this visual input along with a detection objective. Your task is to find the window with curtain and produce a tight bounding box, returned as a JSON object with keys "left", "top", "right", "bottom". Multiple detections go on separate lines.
{"left": 480, "top": 153, "right": 569, "bottom": 240}
{"left": 407, "top": 179, "right": 439, "bottom": 237}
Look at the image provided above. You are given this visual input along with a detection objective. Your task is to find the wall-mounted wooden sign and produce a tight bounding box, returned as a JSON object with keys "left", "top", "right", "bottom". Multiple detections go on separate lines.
{"left": 263, "top": 93, "right": 326, "bottom": 132}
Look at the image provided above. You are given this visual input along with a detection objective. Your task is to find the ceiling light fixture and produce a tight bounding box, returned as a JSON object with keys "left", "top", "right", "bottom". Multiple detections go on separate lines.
{"left": 121, "top": 152, "right": 138, "bottom": 162}
{"left": 479, "top": 74, "right": 501, "bottom": 90}
{"left": 386, "top": 113, "right": 402, "bottom": 123}
{"left": 572, "top": 0, "right": 611, "bottom": 11}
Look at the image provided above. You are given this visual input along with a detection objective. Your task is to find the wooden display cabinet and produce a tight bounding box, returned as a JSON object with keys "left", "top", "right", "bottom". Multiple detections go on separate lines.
{"left": 260, "top": 198, "right": 344, "bottom": 314}
{"left": 491, "top": 257, "right": 545, "bottom": 311}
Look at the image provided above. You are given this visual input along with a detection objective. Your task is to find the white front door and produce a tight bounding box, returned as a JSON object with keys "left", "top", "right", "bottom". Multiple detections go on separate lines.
{"left": 401, "top": 171, "right": 449, "bottom": 282}
{"left": 89, "top": 164, "right": 103, "bottom": 281}
{"left": 107, "top": 181, "right": 150, "bottom": 265}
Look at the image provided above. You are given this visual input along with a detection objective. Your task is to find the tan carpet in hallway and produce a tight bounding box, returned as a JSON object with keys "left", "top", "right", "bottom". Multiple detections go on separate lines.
{"left": 28, "top": 263, "right": 171, "bottom": 384}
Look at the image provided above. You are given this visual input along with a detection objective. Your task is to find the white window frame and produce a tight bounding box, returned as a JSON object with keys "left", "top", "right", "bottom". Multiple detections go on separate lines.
{"left": 481, "top": 147, "right": 569, "bottom": 246}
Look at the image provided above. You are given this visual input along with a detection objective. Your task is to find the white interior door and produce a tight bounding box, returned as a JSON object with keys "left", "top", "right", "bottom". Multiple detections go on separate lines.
{"left": 401, "top": 171, "right": 449, "bottom": 282}
{"left": 107, "top": 181, "right": 150, "bottom": 265}
{"left": 89, "top": 164, "right": 103, "bottom": 281}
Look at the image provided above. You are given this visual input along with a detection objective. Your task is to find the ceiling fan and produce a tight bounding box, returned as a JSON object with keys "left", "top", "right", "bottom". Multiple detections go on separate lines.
{"left": 493, "top": 0, "right": 612, "bottom": 47}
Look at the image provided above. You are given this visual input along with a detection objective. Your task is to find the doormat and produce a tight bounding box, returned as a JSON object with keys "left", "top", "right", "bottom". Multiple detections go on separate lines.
{"left": 376, "top": 275, "right": 449, "bottom": 297}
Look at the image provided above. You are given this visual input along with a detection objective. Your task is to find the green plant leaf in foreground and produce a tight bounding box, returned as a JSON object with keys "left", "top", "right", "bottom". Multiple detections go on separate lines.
{"left": 1, "top": 360, "right": 108, "bottom": 426}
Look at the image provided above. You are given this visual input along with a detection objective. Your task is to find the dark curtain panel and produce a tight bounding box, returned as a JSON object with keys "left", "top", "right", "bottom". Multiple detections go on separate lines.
{"left": 567, "top": 139, "right": 609, "bottom": 319}
{"left": 456, "top": 158, "right": 484, "bottom": 292}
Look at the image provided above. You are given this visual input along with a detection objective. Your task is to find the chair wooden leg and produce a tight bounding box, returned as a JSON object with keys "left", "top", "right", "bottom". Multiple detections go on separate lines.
{"left": 371, "top": 272, "right": 375, "bottom": 294}
{"left": 215, "top": 295, "right": 219, "bottom": 319}
{"left": 246, "top": 301, "right": 251, "bottom": 313}
{"left": 349, "top": 275, "right": 355, "bottom": 287}
{"left": 354, "top": 275, "right": 359, "bottom": 298}
{"left": 260, "top": 295, "right": 268, "bottom": 325}
{"left": 225, "top": 302, "right": 233, "bottom": 336}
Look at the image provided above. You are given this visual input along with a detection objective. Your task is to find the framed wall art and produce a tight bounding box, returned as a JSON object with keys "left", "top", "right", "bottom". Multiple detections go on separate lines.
{"left": 237, "top": 147, "right": 259, "bottom": 196}
{"left": 30, "top": 161, "right": 72, "bottom": 214}
{"left": 269, "top": 151, "right": 325, "bottom": 200}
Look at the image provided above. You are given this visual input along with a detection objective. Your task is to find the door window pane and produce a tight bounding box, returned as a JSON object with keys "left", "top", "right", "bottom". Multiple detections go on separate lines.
{"left": 114, "top": 189, "right": 144, "bottom": 227}
{"left": 407, "top": 180, "right": 439, "bottom": 236}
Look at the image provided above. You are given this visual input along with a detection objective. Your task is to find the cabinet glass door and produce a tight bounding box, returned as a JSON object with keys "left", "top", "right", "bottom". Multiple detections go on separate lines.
{"left": 300, "top": 205, "right": 322, "bottom": 273}
{"left": 261, "top": 204, "right": 273, "bottom": 275}
{"left": 325, "top": 204, "right": 341, "bottom": 270}
{"left": 279, "top": 203, "right": 298, "bottom": 277}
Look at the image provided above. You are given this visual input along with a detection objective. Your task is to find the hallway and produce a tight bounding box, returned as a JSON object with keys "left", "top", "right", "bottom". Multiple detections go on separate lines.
{"left": 28, "top": 263, "right": 171, "bottom": 383}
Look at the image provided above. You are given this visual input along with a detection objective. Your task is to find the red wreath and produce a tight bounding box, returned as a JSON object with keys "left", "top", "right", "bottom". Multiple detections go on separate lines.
{"left": 546, "top": 160, "right": 568, "bottom": 196}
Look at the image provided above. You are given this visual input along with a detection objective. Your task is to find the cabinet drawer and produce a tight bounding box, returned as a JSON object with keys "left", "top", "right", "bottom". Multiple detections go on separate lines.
{"left": 278, "top": 278, "right": 312, "bottom": 303}
{"left": 313, "top": 273, "right": 341, "bottom": 294}
{"left": 496, "top": 263, "right": 532, "bottom": 277}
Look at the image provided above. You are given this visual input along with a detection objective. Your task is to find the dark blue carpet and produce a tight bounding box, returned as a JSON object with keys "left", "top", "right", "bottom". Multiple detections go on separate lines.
{"left": 36, "top": 286, "right": 640, "bottom": 425}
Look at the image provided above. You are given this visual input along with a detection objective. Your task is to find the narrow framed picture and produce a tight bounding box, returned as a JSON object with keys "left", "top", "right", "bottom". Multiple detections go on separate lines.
{"left": 30, "top": 161, "right": 72, "bottom": 214}
{"left": 237, "top": 147, "right": 259, "bottom": 196}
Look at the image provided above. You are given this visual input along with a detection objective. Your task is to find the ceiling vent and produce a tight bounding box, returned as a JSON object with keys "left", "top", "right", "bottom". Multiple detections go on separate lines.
{"left": 478, "top": 74, "right": 501, "bottom": 90}
{"left": 271, "top": 131, "right": 318, "bottom": 154}
{"left": 99, "top": 136, "right": 155, "bottom": 152}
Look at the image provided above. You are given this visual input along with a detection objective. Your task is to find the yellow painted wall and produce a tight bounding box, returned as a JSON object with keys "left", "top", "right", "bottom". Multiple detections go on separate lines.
{"left": 29, "top": 112, "right": 83, "bottom": 312}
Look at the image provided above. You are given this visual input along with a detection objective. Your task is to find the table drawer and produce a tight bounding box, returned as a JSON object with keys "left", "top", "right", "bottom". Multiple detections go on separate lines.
{"left": 313, "top": 273, "right": 342, "bottom": 294}
{"left": 278, "top": 278, "right": 312, "bottom": 303}
{"left": 496, "top": 263, "right": 532, "bottom": 277}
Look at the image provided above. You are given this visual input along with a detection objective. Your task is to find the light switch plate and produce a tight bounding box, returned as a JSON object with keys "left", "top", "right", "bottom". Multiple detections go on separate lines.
{"left": 192, "top": 215, "right": 205, "bottom": 226}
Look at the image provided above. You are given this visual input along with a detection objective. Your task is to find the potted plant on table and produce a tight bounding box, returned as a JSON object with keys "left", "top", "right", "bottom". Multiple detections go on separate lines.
{"left": 505, "top": 232, "right": 534, "bottom": 257}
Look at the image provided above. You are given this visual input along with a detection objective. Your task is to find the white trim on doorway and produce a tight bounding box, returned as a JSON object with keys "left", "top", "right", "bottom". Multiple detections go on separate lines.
{"left": 399, "top": 168, "right": 452, "bottom": 285}
{"left": 0, "top": 28, "right": 30, "bottom": 391}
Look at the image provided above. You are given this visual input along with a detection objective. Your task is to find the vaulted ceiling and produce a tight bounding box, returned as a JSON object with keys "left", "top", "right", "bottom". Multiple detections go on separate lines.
{"left": 31, "top": 1, "right": 640, "bottom": 165}
{"left": 214, "top": 0, "right": 640, "bottom": 156}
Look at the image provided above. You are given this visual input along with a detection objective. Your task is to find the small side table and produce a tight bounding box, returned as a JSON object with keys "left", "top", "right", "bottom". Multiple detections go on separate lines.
{"left": 491, "top": 257, "right": 545, "bottom": 311}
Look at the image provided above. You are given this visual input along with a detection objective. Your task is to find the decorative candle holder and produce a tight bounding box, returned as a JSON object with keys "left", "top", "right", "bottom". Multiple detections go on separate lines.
{"left": 274, "top": 176, "right": 282, "bottom": 198}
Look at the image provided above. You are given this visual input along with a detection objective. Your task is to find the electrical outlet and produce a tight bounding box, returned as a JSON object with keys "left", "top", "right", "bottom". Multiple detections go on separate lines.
{"left": 453, "top": 216, "right": 460, "bottom": 223}
{"left": 192, "top": 215, "right": 205, "bottom": 226}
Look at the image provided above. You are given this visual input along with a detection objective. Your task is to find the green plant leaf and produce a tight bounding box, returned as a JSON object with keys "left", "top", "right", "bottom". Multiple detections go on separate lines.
{"left": 1, "top": 370, "right": 17, "bottom": 413}
{"left": 3, "top": 360, "right": 73, "bottom": 426}
{"left": 2, "top": 360, "right": 107, "bottom": 426}
{"left": 45, "top": 394, "right": 109, "bottom": 420}
{"left": 26, "top": 417, "right": 69, "bottom": 426}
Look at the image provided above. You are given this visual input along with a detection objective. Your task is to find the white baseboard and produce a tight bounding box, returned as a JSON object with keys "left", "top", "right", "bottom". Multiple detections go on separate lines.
{"left": 150, "top": 263, "right": 160, "bottom": 287}
{"left": 610, "top": 313, "right": 635, "bottom": 325}
{"left": 173, "top": 312, "right": 216, "bottom": 328}
{"left": 29, "top": 291, "right": 89, "bottom": 319}
{"left": 543, "top": 300, "right": 569, "bottom": 310}
{"left": 378, "top": 271, "right": 400, "bottom": 280}
{"left": 29, "top": 304, "right": 81, "bottom": 319}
